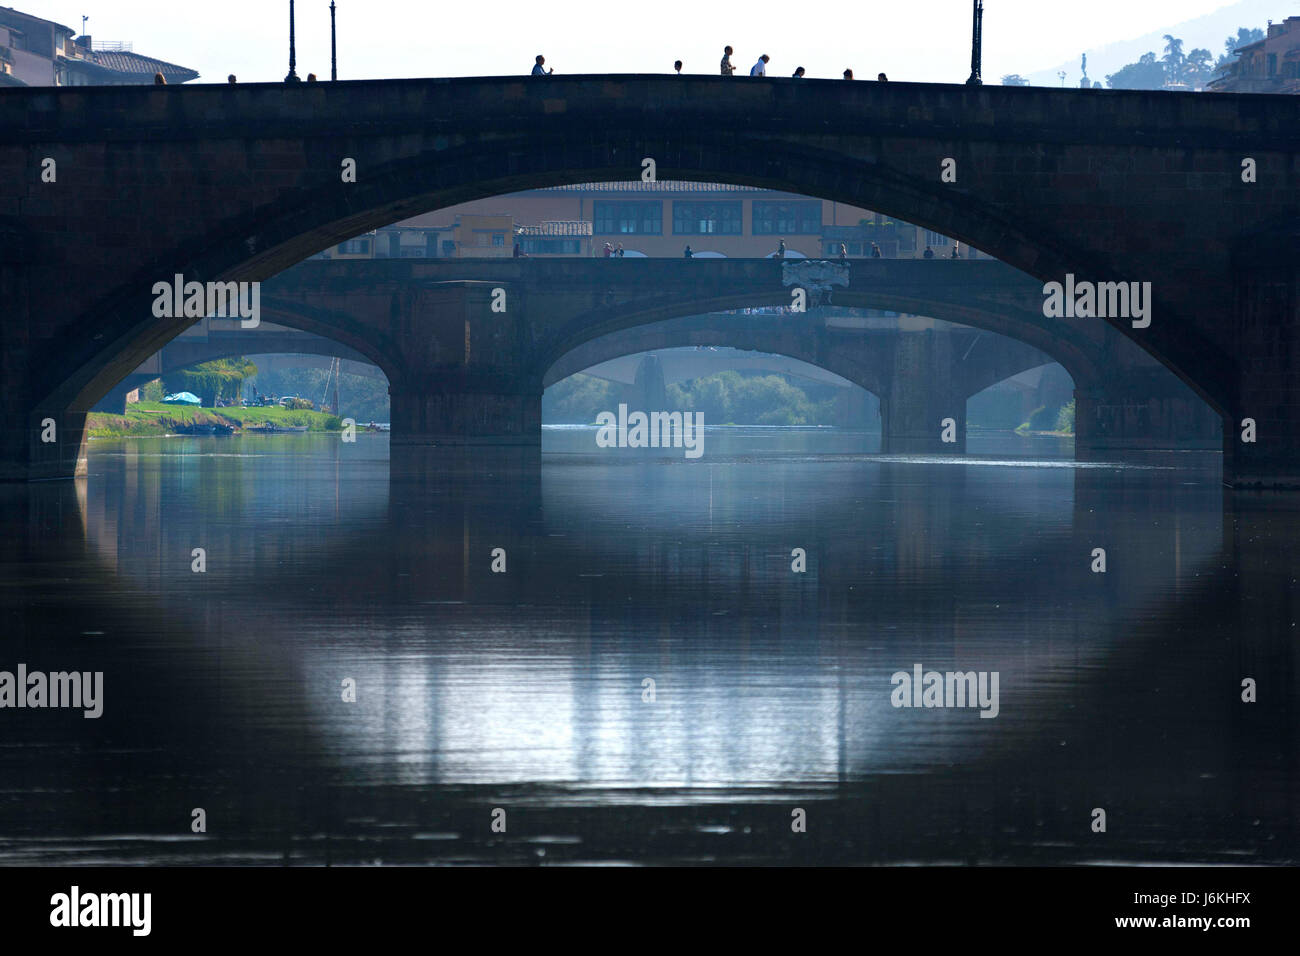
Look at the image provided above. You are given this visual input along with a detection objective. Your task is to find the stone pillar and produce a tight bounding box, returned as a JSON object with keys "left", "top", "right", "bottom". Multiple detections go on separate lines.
{"left": 625, "top": 353, "right": 667, "bottom": 411}
{"left": 91, "top": 381, "right": 134, "bottom": 416}
{"left": 389, "top": 387, "right": 541, "bottom": 446}
{"left": 0, "top": 406, "right": 89, "bottom": 482}
{"left": 1074, "top": 375, "right": 1222, "bottom": 460}
{"left": 880, "top": 329, "right": 965, "bottom": 454}
{"left": 1223, "top": 236, "right": 1300, "bottom": 489}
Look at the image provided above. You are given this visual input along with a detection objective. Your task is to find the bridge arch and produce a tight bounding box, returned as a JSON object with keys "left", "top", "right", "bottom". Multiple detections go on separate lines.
{"left": 534, "top": 290, "right": 1099, "bottom": 394}
{"left": 30, "top": 79, "right": 1248, "bottom": 422}
{"left": 12, "top": 77, "right": 1295, "bottom": 481}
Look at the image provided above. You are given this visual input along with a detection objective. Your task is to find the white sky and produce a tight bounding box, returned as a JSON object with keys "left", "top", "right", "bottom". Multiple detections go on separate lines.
{"left": 24, "top": 0, "right": 1252, "bottom": 85}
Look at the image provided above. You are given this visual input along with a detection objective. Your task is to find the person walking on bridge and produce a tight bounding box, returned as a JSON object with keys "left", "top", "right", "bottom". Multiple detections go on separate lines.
{"left": 721, "top": 46, "right": 736, "bottom": 75}
{"left": 532, "top": 55, "right": 553, "bottom": 76}
{"left": 750, "top": 54, "right": 769, "bottom": 77}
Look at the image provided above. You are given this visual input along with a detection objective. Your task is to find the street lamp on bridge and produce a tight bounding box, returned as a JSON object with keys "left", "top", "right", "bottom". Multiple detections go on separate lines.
{"left": 285, "top": 0, "right": 301, "bottom": 82}
{"left": 966, "top": 0, "right": 983, "bottom": 86}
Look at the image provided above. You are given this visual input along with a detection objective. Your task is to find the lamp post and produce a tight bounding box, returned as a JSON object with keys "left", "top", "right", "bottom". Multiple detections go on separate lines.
{"left": 966, "top": 0, "right": 983, "bottom": 86}
{"left": 285, "top": 0, "right": 301, "bottom": 82}
{"left": 330, "top": 1, "right": 338, "bottom": 81}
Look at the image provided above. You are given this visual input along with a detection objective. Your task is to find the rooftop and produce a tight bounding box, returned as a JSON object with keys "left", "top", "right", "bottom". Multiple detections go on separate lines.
{"left": 517, "top": 221, "right": 593, "bottom": 237}
{"left": 76, "top": 47, "right": 199, "bottom": 81}
{"left": 537, "top": 181, "right": 769, "bottom": 194}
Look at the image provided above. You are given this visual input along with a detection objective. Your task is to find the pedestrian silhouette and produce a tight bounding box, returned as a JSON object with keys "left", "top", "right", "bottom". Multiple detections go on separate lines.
{"left": 843, "top": 69, "right": 854, "bottom": 80}
{"left": 923, "top": 246, "right": 935, "bottom": 259}
{"left": 750, "top": 54, "right": 769, "bottom": 77}
{"left": 793, "top": 67, "right": 806, "bottom": 78}
{"left": 877, "top": 72, "right": 888, "bottom": 82}
{"left": 684, "top": 245, "right": 694, "bottom": 258}
{"left": 721, "top": 46, "right": 736, "bottom": 76}
{"left": 674, "top": 60, "right": 683, "bottom": 74}
{"left": 532, "top": 55, "right": 553, "bottom": 76}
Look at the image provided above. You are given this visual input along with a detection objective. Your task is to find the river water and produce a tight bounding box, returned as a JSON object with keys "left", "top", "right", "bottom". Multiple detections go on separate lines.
{"left": 0, "top": 428, "right": 1294, "bottom": 865}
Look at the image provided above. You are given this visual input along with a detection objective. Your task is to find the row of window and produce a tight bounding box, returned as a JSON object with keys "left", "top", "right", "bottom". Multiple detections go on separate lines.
{"left": 592, "top": 200, "right": 823, "bottom": 236}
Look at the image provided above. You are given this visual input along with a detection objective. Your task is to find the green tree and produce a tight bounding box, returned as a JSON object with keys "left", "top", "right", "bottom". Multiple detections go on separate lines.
{"left": 1055, "top": 399, "right": 1076, "bottom": 435}
{"left": 1186, "top": 48, "right": 1214, "bottom": 83}
{"left": 1107, "top": 52, "right": 1166, "bottom": 90}
{"left": 1218, "top": 27, "right": 1265, "bottom": 69}
{"left": 541, "top": 373, "right": 621, "bottom": 423}
{"left": 166, "top": 357, "right": 258, "bottom": 407}
{"left": 1162, "top": 35, "right": 1186, "bottom": 82}
{"left": 1000, "top": 74, "right": 1030, "bottom": 86}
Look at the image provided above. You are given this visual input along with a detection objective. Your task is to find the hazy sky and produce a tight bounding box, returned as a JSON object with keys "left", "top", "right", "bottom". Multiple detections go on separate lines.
{"left": 26, "top": 0, "right": 1253, "bottom": 85}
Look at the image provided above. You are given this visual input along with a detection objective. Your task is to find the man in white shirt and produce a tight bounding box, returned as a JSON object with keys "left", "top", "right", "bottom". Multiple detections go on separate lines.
{"left": 750, "top": 54, "right": 769, "bottom": 77}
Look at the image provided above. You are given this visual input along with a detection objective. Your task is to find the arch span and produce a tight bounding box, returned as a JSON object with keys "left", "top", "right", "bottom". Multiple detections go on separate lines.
{"left": 6, "top": 77, "right": 1295, "bottom": 480}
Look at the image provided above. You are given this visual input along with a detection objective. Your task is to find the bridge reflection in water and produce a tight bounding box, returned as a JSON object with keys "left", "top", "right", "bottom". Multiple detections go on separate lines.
{"left": 0, "top": 434, "right": 1293, "bottom": 865}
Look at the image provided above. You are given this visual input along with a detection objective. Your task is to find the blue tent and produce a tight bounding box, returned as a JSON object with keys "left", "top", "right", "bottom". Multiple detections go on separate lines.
{"left": 162, "top": 392, "right": 202, "bottom": 405}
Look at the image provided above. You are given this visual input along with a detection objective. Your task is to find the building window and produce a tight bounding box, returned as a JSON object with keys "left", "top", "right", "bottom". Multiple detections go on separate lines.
{"left": 338, "top": 238, "right": 371, "bottom": 255}
{"left": 752, "top": 200, "right": 822, "bottom": 235}
{"left": 441, "top": 240, "right": 457, "bottom": 257}
{"left": 593, "top": 201, "right": 663, "bottom": 235}
{"left": 673, "top": 201, "right": 743, "bottom": 235}
{"left": 923, "top": 230, "right": 950, "bottom": 247}
{"left": 492, "top": 233, "right": 506, "bottom": 247}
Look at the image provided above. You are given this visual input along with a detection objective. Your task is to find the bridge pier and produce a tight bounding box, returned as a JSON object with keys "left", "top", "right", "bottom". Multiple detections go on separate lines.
{"left": 880, "top": 330, "right": 966, "bottom": 454}
{"left": 1073, "top": 375, "right": 1222, "bottom": 459}
{"left": 0, "top": 409, "right": 89, "bottom": 482}
{"left": 625, "top": 354, "right": 668, "bottom": 411}
{"left": 1223, "top": 237, "right": 1300, "bottom": 489}
{"left": 91, "top": 378, "right": 148, "bottom": 416}
{"left": 388, "top": 388, "right": 541, "bottom": 446}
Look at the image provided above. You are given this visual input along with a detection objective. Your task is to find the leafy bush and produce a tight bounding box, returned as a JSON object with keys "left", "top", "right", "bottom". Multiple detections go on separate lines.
{"left": 165, "top": 358, "right": 258, "bottom": 406}
{"left": 1055, "top": 399, "right": 1075, "bottom": 435}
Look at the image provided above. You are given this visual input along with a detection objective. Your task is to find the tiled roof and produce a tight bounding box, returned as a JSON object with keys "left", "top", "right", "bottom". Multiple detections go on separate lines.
{"left": 538, "top": 181, "right": 767, "bottom": 193}
{"left": 82, "top": 49, "right": 198, "bottom": 79}
{"left": 517, "top": 221, "right": 593, "bottom": 236}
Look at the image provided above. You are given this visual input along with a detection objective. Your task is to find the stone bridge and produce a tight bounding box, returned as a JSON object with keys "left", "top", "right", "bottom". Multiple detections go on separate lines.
{"left": 1, "top": 76, "right": 1293, "bottom": 482}
{"left": 255, "top": 257, "right": 1215, "bottom": 454}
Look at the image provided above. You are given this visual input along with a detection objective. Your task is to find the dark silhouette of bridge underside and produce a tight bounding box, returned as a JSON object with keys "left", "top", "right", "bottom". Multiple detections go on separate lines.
{"left": 1, "top": 77, "right": 1294, "bottom": 483}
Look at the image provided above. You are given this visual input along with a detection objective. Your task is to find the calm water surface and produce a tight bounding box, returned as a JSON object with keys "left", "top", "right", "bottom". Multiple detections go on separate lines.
{"left": 0, "top": 428, "right": 1295, "bottom": 864}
